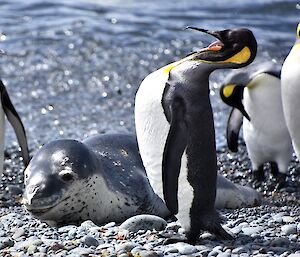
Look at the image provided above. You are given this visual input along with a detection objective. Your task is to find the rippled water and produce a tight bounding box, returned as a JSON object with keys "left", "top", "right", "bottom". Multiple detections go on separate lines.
{"left": 0, "top": 0, "right": 299, "bottom": 152}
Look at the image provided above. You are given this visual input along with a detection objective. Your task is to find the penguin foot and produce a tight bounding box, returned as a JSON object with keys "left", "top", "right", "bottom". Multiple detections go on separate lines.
{"left": 251, "top": 167, "right": 265, "bottom": 188}
{"left": 274, "top": 173, "right": 287, "bottom": 191}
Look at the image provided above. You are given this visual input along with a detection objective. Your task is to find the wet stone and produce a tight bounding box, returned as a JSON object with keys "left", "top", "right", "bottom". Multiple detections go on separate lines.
{"left": 172, "top": 242, "right": 198, "bottom": 255}
{"left": 12, "top": 227, "right": 26, "bottom": 239}
{"left": 281, "top": 224, "right": 297, "bottom": 235}
{"left": 119, "top": 215, "right": 167, "bottom": 233}
{"left": 81, "top": 235, "right": 99, "bottom": 247}
{"left": 116, "top": 242, "right": 139, "bottom": 253}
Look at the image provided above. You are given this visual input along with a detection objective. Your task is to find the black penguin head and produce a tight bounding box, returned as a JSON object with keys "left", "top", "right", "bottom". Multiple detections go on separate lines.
{"left": 186, "top": 27, "right": 257, "bottom": 68}
{"left": 220, "top": 83, "right": 251, "bottom": 121}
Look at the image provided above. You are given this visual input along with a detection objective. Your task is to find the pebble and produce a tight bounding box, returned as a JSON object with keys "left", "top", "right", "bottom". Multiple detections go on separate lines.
{"left": 119, "top": 215, "right": 167, "bottom": 233}
{"left": 172, "top": 242, "right": 197, "bottom": 255}
{"left": 12, "top": 227, "right": 26, "bottom": 239}
{"left": 281, "top": 224, "right": 297, "bottom": 235}
{"left": 82, "top": 235, "right": 99, "bottom": 247}
{"left": 242, "top": 226, "right": 263, "bottom": 236}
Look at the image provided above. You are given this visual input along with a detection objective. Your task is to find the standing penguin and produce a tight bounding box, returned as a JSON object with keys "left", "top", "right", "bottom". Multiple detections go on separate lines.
{"left": 0, "top": 80, "right": 30, "bottom": 177}
{"left": 135, "top": 27, "right": 257, "bottom": 243}
{"left": 281, "top": 23, "right": 300, "bottom": 161}
{"left": 220, "top": 61, "right": 293, "bottom": 189}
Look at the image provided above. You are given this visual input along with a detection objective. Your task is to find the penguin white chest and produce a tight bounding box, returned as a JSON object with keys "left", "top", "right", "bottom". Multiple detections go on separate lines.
{"left": 281, "top": 47, "right": 300, "bottom": 158}
{"left": 135, "top": 72, "right": 170, "bottom": 198}
{"left": 243, "top": 74, "right": 292, "bottom": 167}
{"left": 135, "top": 70, "right": 194, "bottom": 231}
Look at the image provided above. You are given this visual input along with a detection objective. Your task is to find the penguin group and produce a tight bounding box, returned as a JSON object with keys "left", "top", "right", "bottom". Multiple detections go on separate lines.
{"left": 1, "top": 22, "right": 300, "bottom": 244}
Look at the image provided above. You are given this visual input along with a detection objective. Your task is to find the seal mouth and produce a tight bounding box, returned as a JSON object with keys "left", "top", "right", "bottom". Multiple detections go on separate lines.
{"left": 23, "top": 193, "right": 68, "bottom": 217}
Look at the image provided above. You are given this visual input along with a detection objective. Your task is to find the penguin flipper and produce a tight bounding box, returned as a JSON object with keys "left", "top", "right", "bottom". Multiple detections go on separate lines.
{"left": 226, "top": 107, "right": 243, "bottom": 152}
{"left": 0, "top": 81, "right": 30, "bottom": 166}
{"left": 162, "top": 97, "right": 187, "bottom": 215}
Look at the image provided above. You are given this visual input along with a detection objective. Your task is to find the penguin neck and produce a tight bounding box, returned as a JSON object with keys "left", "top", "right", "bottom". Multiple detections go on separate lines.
{"left": 169, "top": 61, "right": 217, "bottom": 93}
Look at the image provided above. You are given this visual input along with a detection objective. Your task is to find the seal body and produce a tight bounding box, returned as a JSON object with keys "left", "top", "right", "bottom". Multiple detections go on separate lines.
{"left": 23, "top": 133, "right": 260, "bottom": 226}
{"left": 23, "top": 134, "right": 170, "bottom": 226}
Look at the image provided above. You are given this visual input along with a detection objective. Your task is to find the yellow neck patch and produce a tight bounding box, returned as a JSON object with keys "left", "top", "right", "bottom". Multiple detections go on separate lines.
{"left": 222, "top": 46, "right": 251, "bottom": 64}
{"left": 223, "top": 84, "right": 236, "bottom": 98}
{"left": 160, "top": 46, "right": 251, "bottom": 75}
{"left": 297, "top": 23, "right": 300, "bottom": 38}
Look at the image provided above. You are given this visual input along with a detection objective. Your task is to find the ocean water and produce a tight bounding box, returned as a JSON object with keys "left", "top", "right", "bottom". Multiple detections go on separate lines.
{"left": 0, "top": 0, "right": 299, "bottom": 152}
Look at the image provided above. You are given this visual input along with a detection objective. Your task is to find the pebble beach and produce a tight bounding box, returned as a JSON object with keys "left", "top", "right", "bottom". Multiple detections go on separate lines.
{"left": 0, "top": 0, "right": 299, "bottom": 256}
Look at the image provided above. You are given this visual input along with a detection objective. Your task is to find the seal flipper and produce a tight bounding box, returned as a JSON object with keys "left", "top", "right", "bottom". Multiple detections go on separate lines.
{"left": 162, "top": 97, "right": 187, "bottom": 214}
{"left": 226, "top": 107, "right": 243, "bottom": 152}
{"left": 0, "top": 81, "right": 30, "bottom": 166}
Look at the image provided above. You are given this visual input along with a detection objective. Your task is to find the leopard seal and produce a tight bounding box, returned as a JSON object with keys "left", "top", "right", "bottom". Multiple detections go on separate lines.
{"left": 22, "top": 133, "right": 261, "bottom": 226}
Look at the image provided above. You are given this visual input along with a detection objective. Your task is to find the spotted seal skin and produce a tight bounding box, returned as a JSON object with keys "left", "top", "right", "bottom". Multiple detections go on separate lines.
{"left": 23, "top": 133, "right": 261, "bottom": 226}
{"left": 23, "top": 134, "right": 170, "bottom": 226}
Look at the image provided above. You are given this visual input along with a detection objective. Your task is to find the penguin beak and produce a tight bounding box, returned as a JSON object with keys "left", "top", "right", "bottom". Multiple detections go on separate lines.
{"left": 186, "top": 27, "right": 224, "bottom": 52}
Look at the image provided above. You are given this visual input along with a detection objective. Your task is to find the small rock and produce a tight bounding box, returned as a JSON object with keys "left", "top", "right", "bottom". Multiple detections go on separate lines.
{"left": 232, "top": 246, "right": 248, "bottom": 254}
{"left": 119, "top": 215, "right": 167, "bottom": 233}
{"left": 12, "top": 227, "right": 25, "bottom": 239}
{"left": 6, "top": 185, "right": 23, "bottom": 195}
{"left": 270, "top": 237, "right": 290, "bottom": 246}
{"left": 80, "top": 220, "right": 98, "bottom": 228}
{"left": 242, "top": 226, "right": 263, "bottom": 236}
{"left": 282, "top": 216, "right": 296, "bottom": 223}
{"left": 69, "top": 247, "right": 94, "bottom": 255}
{"left": 281, "top": 224, "right": 297, "bottom": 235}
{"left": 1, "top": 237, "right": 14, "bottom": 247}
{"left": 115, "top": 242, "right": 138, "bottom": 253}
{"left": 137, "top": 250, "right": 160, "bottom": 257}
{"left": 82, "top": 235, "right": 99, "bottom": 247}
{"left": 173, "top": 242, "right": 197, "bottom": 255}
{"left": 217, "top": 253, "right": 231, "bottom": 257}
{"left": 103, "top": 222, "right": 116, "bottom": 228}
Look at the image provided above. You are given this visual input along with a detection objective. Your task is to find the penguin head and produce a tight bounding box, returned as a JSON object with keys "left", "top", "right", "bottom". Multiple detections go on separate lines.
{"left": 185, "top": 27, "right": 257, "bottom": 69}
{"left": 220, "top": 75, "right": 251, "bottom": 121}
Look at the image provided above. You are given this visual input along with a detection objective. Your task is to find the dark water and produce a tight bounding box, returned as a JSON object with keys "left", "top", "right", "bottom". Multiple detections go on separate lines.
{"left": 0, "top": 0, "right": 299, "bottom": 152}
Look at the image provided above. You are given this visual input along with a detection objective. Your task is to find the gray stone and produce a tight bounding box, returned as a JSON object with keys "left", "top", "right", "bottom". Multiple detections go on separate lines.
{"left": 217, "top": 253, "right": 231, "bottom": 257}
{"left": 242, "top": 226, "right": 263, "bottom": 236}
{"left": 119, "top": 215, "right": 167, "bottom": 233}
{"left": 282, "top": 216, "right": 296, "bottom": 223}
{"left": 82, "top": 235, "right": 99, "bottom": 247}
{"left": 131, "top": 246, "right": 147, "bottom": 255}
{"left": 270, "top": 237, "right": 290, "bottom": 246}
{"left": 80, "top": 220, "right": 98, "bottom": 228}
{"left": 12, "top": 227, "right": 26, "bottom": 239}
{"left": 69, "top": 247, "right": 94, "bottom": 255}
{"left": 281, "top": 224, "right": 297, "bottom": 235}
{"left": 1, "top": 237, "right": 14, "bottom": 247}
{"left": 115, "top": 242, "right": 138, "bottom": 253}
{"left": 173, "top": 242, "right": 197, "bottom": 255}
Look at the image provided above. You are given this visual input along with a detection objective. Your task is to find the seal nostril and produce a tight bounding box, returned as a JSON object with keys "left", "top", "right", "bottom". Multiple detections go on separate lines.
{"left": 61, "top": 173, "right": 73, "bottom": 182}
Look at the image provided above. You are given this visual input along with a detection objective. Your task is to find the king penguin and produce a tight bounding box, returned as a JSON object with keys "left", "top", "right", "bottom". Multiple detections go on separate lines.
{"left": 135, "top": 27, "right": 257, "bottom": 243}
{"left": 0, "top": 80, "right": 30, "bottom": 177}
{"left": 220, "top": 61, "right": 293, "bottom": 189}
{"left": 281, "top": 23, "right": 300, "bottom": 162}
